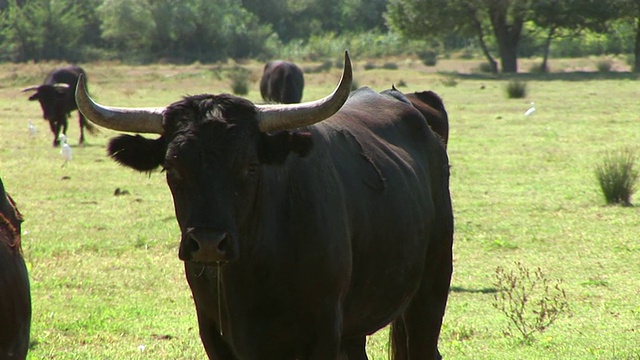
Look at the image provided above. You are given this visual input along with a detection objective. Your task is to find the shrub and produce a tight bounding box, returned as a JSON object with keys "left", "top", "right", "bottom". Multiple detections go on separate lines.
{"left": 418, "top": 50, "right": 438, "bottom": 66}
{"left": 505, "top": 80, "right": 527, "bottom": 99}
{"left": 529, "top": 62, "right": 548, "bottom": 74}
{"left": 382, "top": 62, "right": 399, "bottom": 70}
{"left": 477, "top": 62, "right": 495, "bottom": 74}
{"left": 363, "top": 62, "right": 376, "bottom": 70}
{"left": 228, "top": 66, "right": 250, "bottom": 95}
{"left": 493, "top": 262, "right": 570, "bottom": 343}
{"left": 595, "top": 148, "right": 639, "bottom": 205}
{"left": 440, "top": 77, "right": 458, "bottom": 87}
{"left": 596, "top": 59, "right": 613, "bottom": 72}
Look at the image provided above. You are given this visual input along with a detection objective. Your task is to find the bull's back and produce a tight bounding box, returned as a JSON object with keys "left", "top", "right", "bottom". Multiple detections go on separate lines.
{"left": 312, "top": 88, "right": 447, "bottom": 334}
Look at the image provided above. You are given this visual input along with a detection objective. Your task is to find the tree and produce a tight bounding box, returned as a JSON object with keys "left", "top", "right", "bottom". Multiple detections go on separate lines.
{"left": 617, "top": 0, "right": 640, "bottom": 72}
{"left": 531, "top": 0, "right": 621, "bottom": 72}
{"left": 0, "top": 0, "right": 86, "bottom": 62}
{"left": 386, "top": 0, "right": 532, "bottom": 73}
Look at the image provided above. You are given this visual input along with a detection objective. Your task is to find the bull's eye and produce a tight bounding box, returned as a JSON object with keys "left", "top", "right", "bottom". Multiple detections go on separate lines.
{"left": 245, "top": 163, "right": 259, "bottom": 177}
{"left": 162, "top": 164, "right": 183, "bottom": 181}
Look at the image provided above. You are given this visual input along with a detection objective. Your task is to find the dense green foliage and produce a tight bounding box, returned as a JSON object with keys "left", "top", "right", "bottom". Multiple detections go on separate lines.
{"left": 0, "top": 0, "right": 639, "bottom": 66}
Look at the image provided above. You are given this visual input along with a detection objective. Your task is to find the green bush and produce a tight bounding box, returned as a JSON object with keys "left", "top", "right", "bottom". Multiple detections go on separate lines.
{"left": 418, "top": 50, "right": 438, "bottom": 66}
{"left": 382, "top": 62, "right": 399, "bottom": 70}
{"left": 596, "top": 59, "right": 613, "bottom": 72}
{"left": 228, "top": 66, "right": 250, "bottom": 95}
{"left": 596, "top": 148, "right": 639, "bottom": 206}
{"left": 478, "top": 62, "right": 495, "bottom": 74}
{"left": 505, "top": 80, "right": 527, "bottom": 99}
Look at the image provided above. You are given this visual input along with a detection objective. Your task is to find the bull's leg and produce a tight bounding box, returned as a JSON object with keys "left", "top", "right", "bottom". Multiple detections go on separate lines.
{"left": 61, "top": 119, "right": 68, "bottom": 140}
{"left": 340, "top": 336, "right": 368, "bottom": 360}
{"left": 78, "top": 113, "right": 85, "bottom": 145}
{"left": 51, "top": 121, "right": 62, "bottom": 147}
{"left": 304, "top": 302, "right": 342, "bottom": 360}
{"left": 402, "top": 236, "right": 452, "bottom": 360}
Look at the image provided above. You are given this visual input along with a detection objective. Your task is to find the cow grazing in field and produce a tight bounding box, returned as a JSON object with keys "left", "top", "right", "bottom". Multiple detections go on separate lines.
{"left": 0, "top": 177, "right": 31, "bottom": 359}
{"left": 260, "top": 60, "right": 305, "bottom": 104}
{"left": 76, "top": 52, "right": 453, "bottom": 360}
{"left": 22, "top": 65, "right": 96, "bottom": 147}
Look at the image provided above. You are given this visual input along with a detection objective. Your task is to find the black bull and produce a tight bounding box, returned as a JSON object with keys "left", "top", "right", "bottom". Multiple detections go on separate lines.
{"left": 22, "top": 65, "right": 96, "bottom": 146}
{"left": 259, "top": 60, "right": 304, "bottom": 104}
{"left": 0, "top": 177, "right": 31, "bottom": 359}
{"left": 75, "top": 52, "right": 454, "bottom": 359}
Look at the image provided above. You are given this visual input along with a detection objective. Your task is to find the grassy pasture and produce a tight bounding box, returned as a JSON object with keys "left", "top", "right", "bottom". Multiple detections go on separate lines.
{"left": 1, "top": 55, "right": 639, "bottom": 359}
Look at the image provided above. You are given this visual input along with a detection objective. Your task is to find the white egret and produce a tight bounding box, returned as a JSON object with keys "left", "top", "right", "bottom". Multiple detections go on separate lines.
{"left": 59, "top": 134, "right": 72, "bottom": 166}
{"left": 28, "top": 119, "right": 37, "bottom": 138}
{"left": 524, "top": 102, "right": 536, "bottom": 116}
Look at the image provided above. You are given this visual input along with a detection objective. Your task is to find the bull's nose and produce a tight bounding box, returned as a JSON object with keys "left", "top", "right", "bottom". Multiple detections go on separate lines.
{"left": 179, "top": 228, "right": 236, "bottom": 263}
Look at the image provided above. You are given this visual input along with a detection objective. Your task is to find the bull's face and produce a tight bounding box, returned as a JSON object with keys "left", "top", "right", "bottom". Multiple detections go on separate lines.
{"left": 74, "top": 51, "right": 352, "bottom": 264}
{"left": 28, "top": 85, "right": 67, "bottom": 122}
{"left": 107, "top": 95, "right": 313, "bottom": 264}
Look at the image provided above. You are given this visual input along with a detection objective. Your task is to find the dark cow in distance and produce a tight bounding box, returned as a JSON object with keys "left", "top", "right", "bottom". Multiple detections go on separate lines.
{"left": 0, "top": 177, "right": 31, "bottom": 359}
{"left": 260, "top": 60, "right": 304, "bottom": 104}
{"left": 382, "top": 88, "right": 449, "bottom": 148}
{"left": 23, "top": 65, "right": 96, "bottom": 146}
{"left": 404, "top": 90, "right": 449, "bottom": 148}
{"left": 76, "top": 52, "right": 453, "bottom": 359}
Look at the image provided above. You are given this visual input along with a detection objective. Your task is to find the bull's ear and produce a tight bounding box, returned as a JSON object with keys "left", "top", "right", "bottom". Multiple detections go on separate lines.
{"left": 259, "top": 131, "right": 313, "bottom": 164}
{"left": 28, "top": 93, "right": 39, "bottom": 101}
{"left": 108, "top": 134, "right": 165, "bottom": 172}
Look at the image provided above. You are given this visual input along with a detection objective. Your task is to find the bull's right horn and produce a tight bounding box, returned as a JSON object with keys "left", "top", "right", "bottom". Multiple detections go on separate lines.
{"left": 75, "top": 74, "right": 165, "bottom": 134}
{"left": 21, "top": 85, "right": 39, "bottom": 92}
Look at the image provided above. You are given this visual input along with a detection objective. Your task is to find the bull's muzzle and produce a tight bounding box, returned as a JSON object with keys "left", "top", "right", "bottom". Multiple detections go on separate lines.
{"left": 179, "top": 228, "right": 237, "bottom": 263}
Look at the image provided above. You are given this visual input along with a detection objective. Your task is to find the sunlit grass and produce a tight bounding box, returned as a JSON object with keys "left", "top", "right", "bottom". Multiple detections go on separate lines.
{"left": 0, "top": 57, "right": 639, "bottom": 359}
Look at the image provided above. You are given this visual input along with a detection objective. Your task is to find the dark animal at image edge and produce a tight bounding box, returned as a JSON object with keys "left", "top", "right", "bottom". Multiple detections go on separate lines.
{"left": 75, "top": 52, "right": 454, "bottom": 359}
{"left": 260, "top": 60, "right": 305, "bottom": 104}
{"left": 22, "top": 65, "right": 96, "bottom": 146}
{"left": 0, "top": 177, "right": 31, "bottom": 360}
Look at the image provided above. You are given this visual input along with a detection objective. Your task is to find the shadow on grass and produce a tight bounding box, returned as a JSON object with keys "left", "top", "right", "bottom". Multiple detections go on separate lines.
{"left": 440, "top": 71, "right": 640, "bottom": 82}
{"left": 450, "top": 285, "right": 499, "bottom": 294}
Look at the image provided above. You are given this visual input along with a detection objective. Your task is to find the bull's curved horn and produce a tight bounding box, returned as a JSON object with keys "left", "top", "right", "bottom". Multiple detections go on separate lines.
{"left": 21, "top": 85, "right": 39, "bottom": 92}
{"left": 53, "top": 83, "right": 70, "bottom": 90}
{"left": 75, "top": 74, "right": 164, "bottom": 134}
{"left": 256, "top": 51, "right": 352, "bottom": 132}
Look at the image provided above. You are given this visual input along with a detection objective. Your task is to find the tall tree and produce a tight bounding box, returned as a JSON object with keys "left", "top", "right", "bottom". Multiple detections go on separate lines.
{"left": 617, "top": 0, "right": 640, "bottom": 72}
{"left": 386, "top": 0, "right": 532, "bottom": 73}
{"left": 0, "top": 0, "right": 86, "bottom": 61}
{"left": 531, "top": 0, "right": 621, "bottom": 72}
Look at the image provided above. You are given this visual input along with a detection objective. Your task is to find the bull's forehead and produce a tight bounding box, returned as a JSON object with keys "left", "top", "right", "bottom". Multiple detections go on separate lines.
{"left": 166, "top": 117, "right": 258, "bottom": 167}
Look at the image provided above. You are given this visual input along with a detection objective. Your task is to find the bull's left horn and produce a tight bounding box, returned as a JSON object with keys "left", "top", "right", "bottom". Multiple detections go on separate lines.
{"left": 256, "top": 51, "right": 353, "bottom": 132}
{"left": 75, "top": 74, "right": 165, "bottom": 134}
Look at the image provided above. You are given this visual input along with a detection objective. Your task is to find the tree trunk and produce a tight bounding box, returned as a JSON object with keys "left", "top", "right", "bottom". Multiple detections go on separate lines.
{"left": 488, "top": 4, "right": 524, "bottom": 73}
{"left": 495, "top": 32, "right": 519, "bottom": 73}
{"left": 541, "top": 27, "right": 555, "bottom": 73}
{"left": 634, "top": 14, "right": 640, "bottom": 73}
{"left": 471, "top": 14, "right": 498, "bottom": 74}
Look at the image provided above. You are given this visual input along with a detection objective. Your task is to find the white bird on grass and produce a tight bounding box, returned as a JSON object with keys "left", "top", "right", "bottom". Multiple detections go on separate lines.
{"left": 524, "top": 102, "right": 536, "bottom": 116}
{"left": 59, "top": 134, "right": 72, "bottom": 166}
{"left": 28, "top": 119, "right": 37, "bottom": 138}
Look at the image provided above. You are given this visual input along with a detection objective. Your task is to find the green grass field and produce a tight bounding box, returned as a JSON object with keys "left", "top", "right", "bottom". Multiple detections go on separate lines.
{"left": 1, "top": 55, "right": 639, "bottom": 359}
